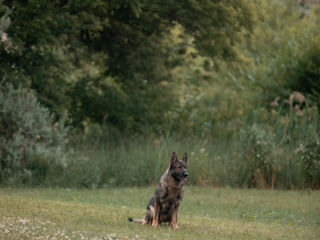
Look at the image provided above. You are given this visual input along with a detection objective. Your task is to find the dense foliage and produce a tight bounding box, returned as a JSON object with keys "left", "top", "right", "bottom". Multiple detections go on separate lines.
{"left": 0, "top": 84, "right": 69, "bottom": 185}
{"left": 1, "top": 0, "right": 253, "bottom": 133}
{"left": 0, "top": 0, "right": 320, "bottom": 188}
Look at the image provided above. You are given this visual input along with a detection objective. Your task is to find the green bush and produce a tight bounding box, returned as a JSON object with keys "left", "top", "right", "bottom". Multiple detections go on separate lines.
{"left": 0, "top": 84, "right": 69, "bottom": 185}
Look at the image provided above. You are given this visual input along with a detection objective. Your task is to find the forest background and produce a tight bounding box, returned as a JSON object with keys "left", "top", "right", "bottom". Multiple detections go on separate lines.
{"left": 1, "top": 0, "right": 320, "bottom": 189}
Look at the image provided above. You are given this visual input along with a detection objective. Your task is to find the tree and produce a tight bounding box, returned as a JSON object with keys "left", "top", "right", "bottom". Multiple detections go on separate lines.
{"left": 0, "top": 0, "right": 254, "bottom": 133}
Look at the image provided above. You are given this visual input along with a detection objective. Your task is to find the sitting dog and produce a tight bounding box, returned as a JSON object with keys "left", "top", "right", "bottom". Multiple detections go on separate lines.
{"left": 128, "top": 152, "right": 188, "bottom": 229}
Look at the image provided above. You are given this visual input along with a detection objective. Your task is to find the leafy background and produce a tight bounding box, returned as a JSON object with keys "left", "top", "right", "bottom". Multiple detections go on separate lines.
{"left": 0, "top": 0, "right": 320, "bottom": 188}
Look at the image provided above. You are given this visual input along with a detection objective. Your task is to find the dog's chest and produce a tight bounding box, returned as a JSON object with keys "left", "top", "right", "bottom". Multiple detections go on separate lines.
{"left": 159, "top": 189, "right": 181, "bottom": 211}
{"left": 159, "top": 198, "right": 176, "bottom": 214}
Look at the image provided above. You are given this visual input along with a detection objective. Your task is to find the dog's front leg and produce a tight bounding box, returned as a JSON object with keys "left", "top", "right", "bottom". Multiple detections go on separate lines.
{"left": 152, "top": 200, "right": 160, "bottom": 227}
{"left": 171, "top": 206, "right": 179, "bottom": 229}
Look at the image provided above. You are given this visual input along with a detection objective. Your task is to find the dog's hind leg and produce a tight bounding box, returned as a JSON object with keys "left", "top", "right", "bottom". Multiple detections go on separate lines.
{"left": 151, "top": 200, "right": 160, "bottom": 227}
{"left": 149, "top": 205, "right": 155, "bottom": 218}
{"left": 142, "top": 205, "right": 154, "bottom": 225}
{"left": 128, "top": 204, "right": 155, "bottom": 225}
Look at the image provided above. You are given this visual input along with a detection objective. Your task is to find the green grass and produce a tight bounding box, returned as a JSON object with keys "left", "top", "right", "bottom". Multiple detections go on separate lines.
{"left": 0, "top": 187, "right": 319, "bottom": 239}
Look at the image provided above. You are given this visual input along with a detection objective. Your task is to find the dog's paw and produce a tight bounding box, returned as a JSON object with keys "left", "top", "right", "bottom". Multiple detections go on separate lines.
{"left": 151, "top": 220, "right": 158, "bottom": 228}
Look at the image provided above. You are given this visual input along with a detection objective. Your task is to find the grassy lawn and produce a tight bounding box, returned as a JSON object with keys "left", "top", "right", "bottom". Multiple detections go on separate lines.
{"left": 0, "top": 187, "right": 319, "bottom": 240}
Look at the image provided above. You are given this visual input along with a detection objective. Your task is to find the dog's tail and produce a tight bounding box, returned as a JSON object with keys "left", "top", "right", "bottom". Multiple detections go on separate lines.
{"left": 128, "top": 217, "right": 145, "bottom": 223}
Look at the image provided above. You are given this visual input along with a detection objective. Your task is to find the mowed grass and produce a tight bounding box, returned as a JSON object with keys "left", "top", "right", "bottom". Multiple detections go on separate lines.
{"left": 0, "top": 187, "right": 319, "bottom": 240}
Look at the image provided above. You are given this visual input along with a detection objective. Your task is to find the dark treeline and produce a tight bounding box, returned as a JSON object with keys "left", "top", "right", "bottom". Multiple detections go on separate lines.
{"left": 1, "top": 0, "right": 253, "bottom": 133}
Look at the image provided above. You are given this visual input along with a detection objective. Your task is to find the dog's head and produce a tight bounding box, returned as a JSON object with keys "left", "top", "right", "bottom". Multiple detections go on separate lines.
{"left": 169, "top": 152, "right": 188, "bottom": 181}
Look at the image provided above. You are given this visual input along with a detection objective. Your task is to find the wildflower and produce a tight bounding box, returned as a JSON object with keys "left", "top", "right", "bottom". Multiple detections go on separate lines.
{"left": 1, "top": 33, "right": 8, "bottom": 42}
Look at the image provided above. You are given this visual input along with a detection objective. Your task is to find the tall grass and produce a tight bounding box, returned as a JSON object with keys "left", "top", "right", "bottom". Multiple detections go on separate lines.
{"left": 60, "top": 105, "right": 319, "bottom": 189}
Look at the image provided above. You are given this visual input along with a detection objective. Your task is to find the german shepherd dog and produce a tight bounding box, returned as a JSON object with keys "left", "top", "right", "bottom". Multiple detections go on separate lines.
{"left": 128, "top": 152, "right": 188, "bottom": 229}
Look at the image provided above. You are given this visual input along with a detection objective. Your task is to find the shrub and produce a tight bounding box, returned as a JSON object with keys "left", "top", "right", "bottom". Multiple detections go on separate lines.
{"left": 0, "top": 84, "right": 69, "bottom": 185}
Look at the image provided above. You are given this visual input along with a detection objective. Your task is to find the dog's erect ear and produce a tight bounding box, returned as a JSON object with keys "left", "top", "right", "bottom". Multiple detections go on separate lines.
{"left": 170, "top": 152, "right": 178, "bottom": 167}
{"left": 182, "top": 152, "right": 188, "bottom": 166}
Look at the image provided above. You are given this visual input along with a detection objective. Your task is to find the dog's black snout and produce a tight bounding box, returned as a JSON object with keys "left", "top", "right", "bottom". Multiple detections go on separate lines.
{"left": 184, "top": 172, "right": 188, "bottom": 177}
